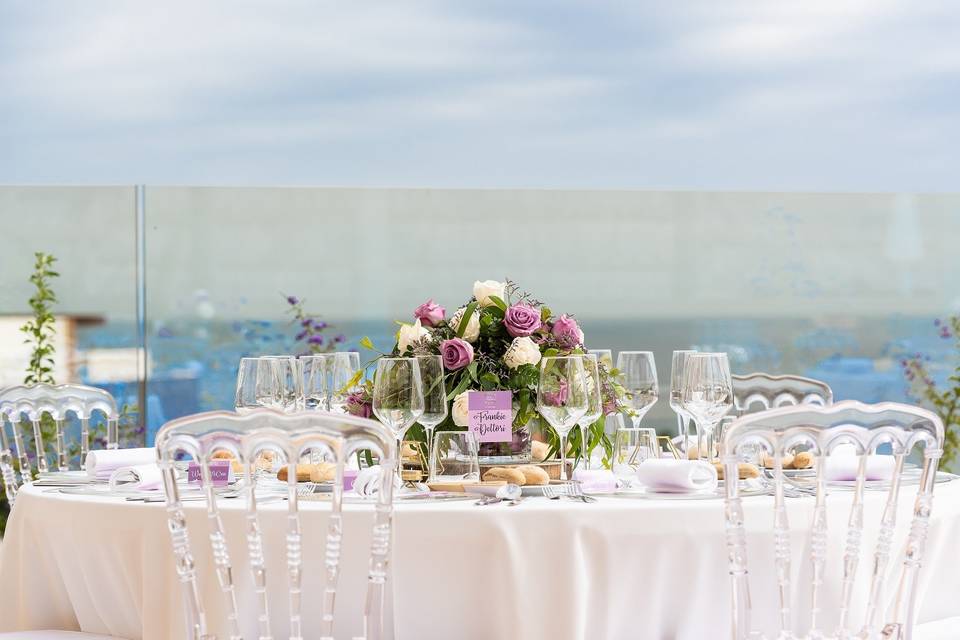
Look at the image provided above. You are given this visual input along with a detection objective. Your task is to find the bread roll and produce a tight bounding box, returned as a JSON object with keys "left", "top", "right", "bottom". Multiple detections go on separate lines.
{"left": 713, "top": 462, "right": 760, "bottom": 480}
{"left": 515, "top": 464, "right": 549, "bottom": 486}
{"left": 761, "top": 454, "right": 794, "bottom": 469}
{"left": 482, "top": 467, "right": 526, "bottom": 485}
{"left": 531, "top": 440, "right": 550, "bottom": 462}
{"left": 278, "top": 464, "right": 315, "bottom": 482}
{"left": 791, "top": 451, "right": 814, "bottom": 469}
{"left": 310, "top": 462, "right": 336, "bottom": 483}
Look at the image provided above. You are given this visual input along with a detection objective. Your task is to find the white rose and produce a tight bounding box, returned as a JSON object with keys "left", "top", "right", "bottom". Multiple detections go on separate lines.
{"left": 452, "top": 390, "right": 473, "bottom": 427}
{"left": 397, "top": 319, "right": 430, "bottom": 354}
{"left": 503, "top": 336, "right": 542, "bottom": 369}
{"left": 473, "top": 280, "right": 506, "bottom": 307}
{"left": 448, "top": 306, "right": 480, "bottom": 343}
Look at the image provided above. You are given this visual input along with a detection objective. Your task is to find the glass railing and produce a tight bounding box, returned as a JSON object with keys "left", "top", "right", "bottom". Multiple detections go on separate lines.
{"left": 3, "top": 186, "right": 958, "bottom": 460}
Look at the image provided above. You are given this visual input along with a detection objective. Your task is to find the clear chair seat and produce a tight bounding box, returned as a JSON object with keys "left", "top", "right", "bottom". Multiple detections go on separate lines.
{"left": 913, "top": 616, "right": 960, "bottom": 640}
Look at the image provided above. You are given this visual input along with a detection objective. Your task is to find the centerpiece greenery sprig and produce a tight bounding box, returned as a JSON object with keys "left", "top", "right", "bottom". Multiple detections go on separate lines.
{"left": 22, "top": 252, "right": 59, "bottom": 385}
{"left": 351, "top": 279, "right": 631, "bottom": 465}
{"left": 901, "top": 316, "right": 960, "bottom": 469}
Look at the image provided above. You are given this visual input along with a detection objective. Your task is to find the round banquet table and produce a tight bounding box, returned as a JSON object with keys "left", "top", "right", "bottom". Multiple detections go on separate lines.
{"left": 0, "top": 481, "right": 958, "bottom": 640}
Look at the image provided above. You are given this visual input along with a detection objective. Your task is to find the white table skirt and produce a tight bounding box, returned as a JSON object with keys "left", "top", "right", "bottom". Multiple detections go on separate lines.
{"left": 1, "top": 481, "right": 959, "bottom": 640}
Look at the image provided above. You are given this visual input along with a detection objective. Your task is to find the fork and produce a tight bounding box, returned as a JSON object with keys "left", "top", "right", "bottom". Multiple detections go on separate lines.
{"left": 567, "top": 482, "right": 598, "bottom": 503}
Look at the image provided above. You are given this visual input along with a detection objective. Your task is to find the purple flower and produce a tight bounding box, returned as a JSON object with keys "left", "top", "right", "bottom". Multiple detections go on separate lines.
{"left": 414, "top": 299, "right": 446, "bottom": 328}
{"left": 551, "top": 314, "right": 584, "bottom": 349}
{"left": 334, "top": 334, "right": 346, "bottom": 343}
{"left": 301, "top": 318, "right": 312, "bottom": 327}
{"left": 313, "top": 320, "right": 328, "bottom": 330}
{"left": 295, "top": 330, "right": 308, "bottom": 341}
{"left": 346, "top": 391, "right": 372, "bottom": 419}
{"left": 441, "top": 338, "right": 474, "bottom": 370}
{"left": 287, "top": 295, "right": 299, "bottom": 306}
{"left": 504, "top": 303, "right": 542, "bottom": 337}
{"left": 308, "top": 334, "right": 324, "bottom": 345}
{"left": 542, "top": 378, "right": 569, "bottom": 406}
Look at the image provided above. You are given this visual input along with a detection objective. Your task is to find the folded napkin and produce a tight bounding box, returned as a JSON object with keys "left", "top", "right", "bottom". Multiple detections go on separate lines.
{"left": 86, "top": 448, "right": 156, "bottom": 481}
{"left": 352, "top": 465, "right": 402, "bottom": 497}
{"left": 108, "top": 464, "right": 164, "bottom": 492}
{"left": 633, "top": 459, "right": 719, "bottom": 492}
{"left": 572, "top": 468, "right": 618, "bottom": 492}
{"left": 825, "top": 454, "right": 896, "bottom": 481}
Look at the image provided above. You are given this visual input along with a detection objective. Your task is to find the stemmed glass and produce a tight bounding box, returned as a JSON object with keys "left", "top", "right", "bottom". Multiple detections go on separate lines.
{"left": 670, "top": 350, "right": 697, "bottom": 453}
{"left": 415, "top": 355, "right": 448, "bottom": 480}
{"left": 300, "top": 355, "right": 329, "bottom": 410}
{"left": 680, "top": 353, "right": 733, "bottom": 464}
{"left": 372, "top": 358, "right": 425, "bottom": 478}
{"left": 235, "top": 357, "right": 279, "bottom": 412}
{"left": 613, "top": 425, "right": 660, "bottom": 484}
{"left": 616, "top": 351, "right": 659, "bottom": 428}
{"left": 536, "top": 356, "right": 588, "bottom": 481}
{"left": 265, "top": 356, "right": 302, "bottom": 412}
{"left": 576, "top": 354, "right": 603, "bottom": 470}
{"left": 329, "top": 352, "right": 362, "bottom": 413}
{"left": 587, "top": 349, "right": 614, "bottom": 370}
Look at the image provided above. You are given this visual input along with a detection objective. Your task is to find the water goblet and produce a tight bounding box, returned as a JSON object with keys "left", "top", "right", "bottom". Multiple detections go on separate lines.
{"left": 680, "top": 353, "right": 733, "bottom": 464}
{"left": 329, "top": 351, "right": 362, "bottom": 413}
{"left": 372, "top": 357, "right": 425, "bottom": 478}
{"left": 415, "top": 354, "right": 448, "bottom": 480}
{"left": 537, "top": 356, "right": 588, "bottom": 481}
{"left": 616, "top": 351, "right": 659, "bottom": 428}
{"left": 576, "top": 354, "right": 603, "bottom": 470}
{"left": 670, "top": 350, "right": 697, "bottom": 453}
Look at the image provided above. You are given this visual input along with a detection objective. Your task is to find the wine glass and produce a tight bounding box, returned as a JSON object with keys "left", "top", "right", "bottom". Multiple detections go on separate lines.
{"left": 680, "top": 353, "right": 733, "bottom": 464}
{"left": 300, "top": 355, "right": 329, "bottom": 410}
{"left": 429, "top": 431, "right": 480, "bottom": 482}
{"left": 587, "top": 348, "right": 614, "bottom": 370}
{"left": 536, "top": 356, "right": 588, "bottom": 481}
{"left": 613, "top": 425, "right": 660, "bottom": 484}
{"left": 576, "top": 354, "right": 603, "bottom": 470}
{"left": 329, "top": 351, "right": 362, "bottom": 413}
{"left": 235, "top": 357, "right": 279, "bottom": 412}
{"left": 264, "top": 355, "right": 302, "bottom": 412}
{"left": 415, "top": 354, "right": 447, "bottom": 479}
{"left": 670, "top": 350, "right": 697, "bottom": 453}
{"left": 372, "top": 358, "right": 425, "bottom": 477}
{"left": 616, "top": 351, "right": 659, "bottom": 428}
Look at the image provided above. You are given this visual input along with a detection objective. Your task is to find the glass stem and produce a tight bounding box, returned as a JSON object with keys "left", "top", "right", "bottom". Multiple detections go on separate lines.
{"left": 676, "top": 413, "right": 687, "bottom": 453}
{"left": 424, "top": 426, "right": 434, "bottom": 482}
{"left": 559, "top": 434, "right": 569, "bottom": 481}
{"left": 579, "top": 424, "right": 591, "bottom": 470}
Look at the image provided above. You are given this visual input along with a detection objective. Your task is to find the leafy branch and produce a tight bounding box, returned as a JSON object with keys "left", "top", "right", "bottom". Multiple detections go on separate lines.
{"left": 21, "top": 252, "right": 59, "bottom": 385}
{"left": 901, "top": 316, "right": 960, "bottom": 469}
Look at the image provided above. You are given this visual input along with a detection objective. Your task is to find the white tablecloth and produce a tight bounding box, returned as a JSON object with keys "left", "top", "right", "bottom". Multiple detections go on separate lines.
{"left": 1, "top": 481, "right": 959, "bottom": 639}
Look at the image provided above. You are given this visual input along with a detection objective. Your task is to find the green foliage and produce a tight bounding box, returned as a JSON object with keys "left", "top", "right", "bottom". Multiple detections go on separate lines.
{"left": 901, "top": 316, "right": 960, "bottom": 469}
{"left": 21, "top": 252, "right": 59, "bottom": 385}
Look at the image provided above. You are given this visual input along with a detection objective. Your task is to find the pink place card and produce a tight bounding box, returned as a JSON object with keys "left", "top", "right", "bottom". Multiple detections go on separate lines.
{"left": 468, "top": 391, "right": 512, "bottom": 443}
{"left": 188, "top": 460, "right": 234, "bottom": 486}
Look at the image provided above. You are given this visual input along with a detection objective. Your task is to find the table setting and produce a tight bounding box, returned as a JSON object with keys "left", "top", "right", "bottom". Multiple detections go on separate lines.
{"left": 0, "top": 278, "right": 958, "bottom": 640}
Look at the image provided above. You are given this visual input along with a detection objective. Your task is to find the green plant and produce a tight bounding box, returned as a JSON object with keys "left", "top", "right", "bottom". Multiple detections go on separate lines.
{"left": 901, "top": 316, "right": 960, "bottom": 469}
{"left": 21, "top": 252, "right": 59, "bottom": 385}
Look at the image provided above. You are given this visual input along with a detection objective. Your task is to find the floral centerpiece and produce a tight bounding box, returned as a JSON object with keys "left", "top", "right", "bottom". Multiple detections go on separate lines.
{"left": 350, "top": 279, "right": 628, "bottom": 464}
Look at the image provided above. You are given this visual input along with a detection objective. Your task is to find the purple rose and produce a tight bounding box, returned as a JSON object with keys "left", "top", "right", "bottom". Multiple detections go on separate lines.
{"left": 542, "top": 378, "right": 569, "bottom": 406}
{"left": 551, "top": 314, "right": 584, "bottom": 348}
{"left": 414, "top": 299, "right": 446, "bottom": 328}
{"left": 441, "top": 338, "right": 474, "bottom": 370}
{"left": 346, "top": 391, "right": 372, "bottom": 419}
{"left": 504, "top": 304, "right": 542, "bottom": 337}
{"left": 286, "top": 295, "right": 299, "bottom": 306}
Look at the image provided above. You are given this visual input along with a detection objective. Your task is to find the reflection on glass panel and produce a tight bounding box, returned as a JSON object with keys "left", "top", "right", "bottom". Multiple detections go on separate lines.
{"left": 144, "top": 188, "right": 960, "bottom": 459}
{"left": 0, "top": 186, "right": 143, "bottom": 453}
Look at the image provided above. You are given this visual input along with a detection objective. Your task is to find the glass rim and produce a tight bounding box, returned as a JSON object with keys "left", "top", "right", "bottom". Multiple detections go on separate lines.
{"left": 618, "top": 350, "right": 654, "bottom": 356}
{"left": 377, "top": 356, "right": 418, "bottom": 362}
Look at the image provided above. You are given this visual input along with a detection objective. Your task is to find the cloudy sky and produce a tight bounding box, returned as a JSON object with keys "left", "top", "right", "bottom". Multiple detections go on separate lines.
{"left": 1, "top": 1, "right": 957, "bottom": 190}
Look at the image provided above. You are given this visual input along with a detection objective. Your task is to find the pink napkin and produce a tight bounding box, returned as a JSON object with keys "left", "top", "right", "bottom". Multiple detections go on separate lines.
{"left": 633, "top": 459, "right": 718, "bottom": 492}
{"left": 572, "top": 469, "right": 618, "bottom": 492}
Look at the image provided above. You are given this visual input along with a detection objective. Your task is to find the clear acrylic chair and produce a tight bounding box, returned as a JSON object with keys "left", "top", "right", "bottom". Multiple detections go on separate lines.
{"left": 732, "top": 373, "right": 834, "bottom": 416}
{"left": 0, "top": 383, "right": 119, "bottom": 502}
{"left": 721, "top": 400, "right": 945, "bottom": 640}
{"left": 154, "top": 408, "right": 398, "bottom": 640}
